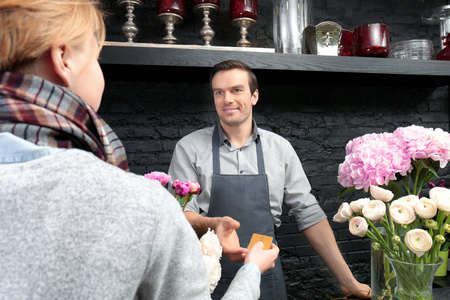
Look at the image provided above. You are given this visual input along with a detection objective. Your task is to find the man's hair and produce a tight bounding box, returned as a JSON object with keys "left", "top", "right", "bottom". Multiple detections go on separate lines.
{"left": 0, "top": 0, "right": 106, "bottom": 72}
{"left": 210, "top": 60, "right": 258, "bottom": 94}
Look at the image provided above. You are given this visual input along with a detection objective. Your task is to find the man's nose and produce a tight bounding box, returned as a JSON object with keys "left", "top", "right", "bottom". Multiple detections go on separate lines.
{"left": 224, "top": 91, "right": 233, "bottom": 103}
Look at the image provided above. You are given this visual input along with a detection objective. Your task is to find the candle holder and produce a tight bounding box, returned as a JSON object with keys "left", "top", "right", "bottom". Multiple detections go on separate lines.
{"left": 231, "top": 18, "right": 256, "bottom": 47}
{"left": 157, "top": 0, "right": 186, "bottom": 44}
{"left": 230, "top": 0, "right": 258, "bottom": 47}
{"left": 193, "top": 2, "right": 219, "bottom": 46}
{"left": 117, "top": 0, "right": 144, "bottom": 43}
{"left": 157, "top": 13, "right": 183, "bottom": 44}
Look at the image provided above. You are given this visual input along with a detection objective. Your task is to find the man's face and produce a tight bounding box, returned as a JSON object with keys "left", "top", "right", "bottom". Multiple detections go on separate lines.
{"left": 211, "top": 69, "right": 258, "bottom": 129}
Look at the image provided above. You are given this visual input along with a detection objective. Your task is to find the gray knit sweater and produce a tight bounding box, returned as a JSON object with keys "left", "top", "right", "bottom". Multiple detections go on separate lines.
{"left": 0, "top": 149, "right": 259, "bottom": 300}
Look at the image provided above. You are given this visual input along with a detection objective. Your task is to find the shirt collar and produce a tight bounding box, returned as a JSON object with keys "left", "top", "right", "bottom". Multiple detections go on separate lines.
{"left": 217, "top": 119, "right": 260, "bottom": 146}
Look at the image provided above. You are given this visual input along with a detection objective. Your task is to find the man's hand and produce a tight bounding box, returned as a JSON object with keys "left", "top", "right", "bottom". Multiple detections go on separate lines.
{"left": 215, "top": 216, "right": 248, "bottom": 262}
{"left": 243, "top": 242, "right": 279, "bottom": 274}
{"left": 340, "top": 282, "right": 371, "bottom": 299}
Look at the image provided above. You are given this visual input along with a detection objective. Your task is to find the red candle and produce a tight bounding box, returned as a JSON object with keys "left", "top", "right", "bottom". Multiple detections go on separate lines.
{"left": 352, "top": 23, "right": 389, "bottom": 57}
{"left": 230, "top": 0, "right": 257, "bottom": 20}
{"left": 157, "top": 0, "right": 186, "bottom": 18}
{"left": 192, "top": 0, "right": 220, "bottom": 6}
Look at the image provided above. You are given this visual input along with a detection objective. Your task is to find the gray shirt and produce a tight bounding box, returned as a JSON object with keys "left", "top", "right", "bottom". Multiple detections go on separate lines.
{"left": 168, "top": 122, "right": 326, "bottom": 231}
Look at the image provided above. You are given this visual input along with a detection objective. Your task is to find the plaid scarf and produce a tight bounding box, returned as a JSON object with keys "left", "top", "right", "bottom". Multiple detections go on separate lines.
{"left": 0, "top": 71, "right": 129, "bottom": 171}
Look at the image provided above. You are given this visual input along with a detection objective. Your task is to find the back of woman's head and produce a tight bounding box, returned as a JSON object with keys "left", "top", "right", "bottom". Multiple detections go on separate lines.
{"left": 0, "top": 0, "right": 106, "bottom": 72}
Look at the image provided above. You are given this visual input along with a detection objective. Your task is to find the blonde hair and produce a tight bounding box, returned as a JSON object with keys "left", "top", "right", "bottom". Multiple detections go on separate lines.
{"left": 0, "top": 0, "right": 106, "bottom": 72}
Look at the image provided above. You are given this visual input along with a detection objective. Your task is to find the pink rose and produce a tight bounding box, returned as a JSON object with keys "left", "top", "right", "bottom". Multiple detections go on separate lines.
{"left": 144, "top": 171, "right": 171, "bottom": 186}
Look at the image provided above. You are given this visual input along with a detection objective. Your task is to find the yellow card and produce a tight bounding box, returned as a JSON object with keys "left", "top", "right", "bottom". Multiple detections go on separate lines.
{"left": 247, "top": 233, "right": 273, "bottom": 250}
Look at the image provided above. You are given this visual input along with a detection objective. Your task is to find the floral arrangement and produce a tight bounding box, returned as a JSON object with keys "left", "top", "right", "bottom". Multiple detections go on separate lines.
{"left": 199, "top": 228, "right": 223, "bottom": 293}
{"left": 144, "top": 172, "right": 201, "bottom": 211}
{"left": 333, "top": 125, "right": 450, "bottom": 299}
{"left": 144, "top": 171, "right": 220, "bottom": 293}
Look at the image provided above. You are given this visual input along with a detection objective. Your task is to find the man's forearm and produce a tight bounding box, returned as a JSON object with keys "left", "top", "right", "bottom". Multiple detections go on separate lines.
{"left": 184, "top": 211, "right": 219, "bottom": 237}
{"left": 302, "top": 219, "right": 358, "bottom": 286}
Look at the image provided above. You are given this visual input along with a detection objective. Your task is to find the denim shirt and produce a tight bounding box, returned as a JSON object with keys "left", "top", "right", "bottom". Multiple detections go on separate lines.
{"left": 0, "top": 132, "right": 63, "bottom": 164}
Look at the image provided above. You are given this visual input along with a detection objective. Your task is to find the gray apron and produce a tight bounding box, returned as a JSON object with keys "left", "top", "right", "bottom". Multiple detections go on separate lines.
{"left": 209, "top": 125, "right": 287, "bottom": 300}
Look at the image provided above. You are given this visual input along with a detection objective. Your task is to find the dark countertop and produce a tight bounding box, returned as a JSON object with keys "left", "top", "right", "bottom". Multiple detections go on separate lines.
{"left": 434, "top": 275, "right": 450, "bottom": 299}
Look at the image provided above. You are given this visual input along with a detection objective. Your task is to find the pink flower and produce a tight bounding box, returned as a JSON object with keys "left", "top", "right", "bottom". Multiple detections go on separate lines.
{"left": 393, "top": 125, "right": 450, "bottom": 168}
{"left": 338, "top": 132, "right": 412, "bottom": 192}
{"left": 172, "top": 179, "right": 191, "bottom": 197}
{"left": 144, "top": 171, "right": 171, "bottom": 186}
{"left": 187, "top": 180, "right": 201, "bottom": 195}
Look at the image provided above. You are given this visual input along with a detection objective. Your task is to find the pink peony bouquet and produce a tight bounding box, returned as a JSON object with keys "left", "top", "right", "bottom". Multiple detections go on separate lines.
{"left": 144, "top": 171, "right": 201, "bottom": 211}
{"left": 172, "top": 179, "right": 201, "bottom": 211}
{"left": 335, "top": 125, "right": 450, "bottom": 264}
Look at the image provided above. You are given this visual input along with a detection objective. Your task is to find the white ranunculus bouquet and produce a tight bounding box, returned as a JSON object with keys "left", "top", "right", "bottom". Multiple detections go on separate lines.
{"left": 199, "top": 228, "right": 222, "bottom": 293}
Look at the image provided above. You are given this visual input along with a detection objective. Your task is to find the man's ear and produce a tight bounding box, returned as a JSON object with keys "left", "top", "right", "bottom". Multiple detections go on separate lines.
{"left": 251, "top": 89, "right": 259, "bottom": 106}
{"left": 49, "top": 45, "right": 72, "bottom": 87}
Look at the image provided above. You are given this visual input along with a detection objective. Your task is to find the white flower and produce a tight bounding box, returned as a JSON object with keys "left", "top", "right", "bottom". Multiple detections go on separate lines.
{"left": 429, "top": 187, "right": 450, "bottom": 212}
{"left": 333, "top": 202, "right": 354, "bottom": 223}
{"left": 199, "top": 228, "right": 222, "bottom": 293}
{"left": 415, "top": 197, "right": 437, "bottom": 219}
{"left": 362, "top": 200, "right": 386, "bottom": 221}
{"left": 404, "top": 229, "right": 433, "bottom": 257}
{"left": 349, "top": 217, "right": 368, "bottom": 237}
{"left": 200, "top": 228, "right": 222, "bottom": 258}
{"left": 202, "top": 254, "right": 221, "bottom": 293}
{"left": 370, "top": 185, "right": 394, "bottom": 202}
{"left": 397, "top": 195, "right": 420, "bottom": 210}
{"left": 349, "top": 198, "right": 370, "bottom": 213}
{"left": 390, "top": 200, "right": 416, "bottom": 224}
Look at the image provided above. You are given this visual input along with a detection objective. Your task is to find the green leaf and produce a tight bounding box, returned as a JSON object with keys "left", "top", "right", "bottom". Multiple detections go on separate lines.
{"left": 382, "top": 181, "right": 403, "bottom": 200}
{"left": 412, "top": 159, "right": 440, "bottom": 189}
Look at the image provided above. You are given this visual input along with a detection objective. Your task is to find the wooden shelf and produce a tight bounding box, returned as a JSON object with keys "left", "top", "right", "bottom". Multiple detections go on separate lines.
{"left": 100, "top": 42, "right": 450, "bottom": 87}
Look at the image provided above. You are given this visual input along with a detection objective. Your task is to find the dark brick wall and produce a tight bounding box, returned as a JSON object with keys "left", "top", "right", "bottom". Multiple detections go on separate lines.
{"left": 99, "top": 0, "right": 450, "bottom": 298}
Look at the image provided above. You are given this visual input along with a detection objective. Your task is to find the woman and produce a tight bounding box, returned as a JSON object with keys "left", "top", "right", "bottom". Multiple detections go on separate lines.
{"left": 0, "top": 1, "right": 278, "bottom": 299}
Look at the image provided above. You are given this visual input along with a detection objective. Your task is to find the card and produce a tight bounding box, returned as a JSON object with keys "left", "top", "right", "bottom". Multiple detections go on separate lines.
{"left": 247, "top": 233, "right": 273, "bottom": 250}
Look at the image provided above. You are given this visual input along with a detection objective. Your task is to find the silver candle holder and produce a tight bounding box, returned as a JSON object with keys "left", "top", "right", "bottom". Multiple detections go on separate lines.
{"left": 193, "top": 3, "right": 219, "bottom": 46}
{"left": 231, "top": 17, "right": 256, "bottom": 47}
{"left": 117, "top": 0, "right": 143, "bottom": 43}
{"left": 157, "top": 13, "right": 183, "bottom": 44}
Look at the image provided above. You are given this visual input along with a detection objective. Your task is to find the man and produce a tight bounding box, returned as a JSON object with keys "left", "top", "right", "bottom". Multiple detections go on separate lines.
{"left": 168, "top": 60, "right": 371, "bottom": 299}
{"left": 0, "top": 2, "right": 279, "bottom": 299}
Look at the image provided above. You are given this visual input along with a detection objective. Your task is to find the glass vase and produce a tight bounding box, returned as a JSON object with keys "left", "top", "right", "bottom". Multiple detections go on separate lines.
{"left": 371, "top": 246, "right": 395, "bottom": 300}
{"left": 386, "top": 256, "right": 443, "bottom": 300}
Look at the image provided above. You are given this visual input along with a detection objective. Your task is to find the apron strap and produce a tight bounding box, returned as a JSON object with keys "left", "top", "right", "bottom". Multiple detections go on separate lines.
{"left": 212, "top": 124, "right": 265, "bottom": 175}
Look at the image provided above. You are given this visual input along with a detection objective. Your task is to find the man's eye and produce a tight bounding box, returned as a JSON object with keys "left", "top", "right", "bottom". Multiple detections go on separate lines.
{"left": 215, "top": 91, "right": 223, "bottom": 95}
{"left": 234, "top": 89, "right": 242, "bottom": 93}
